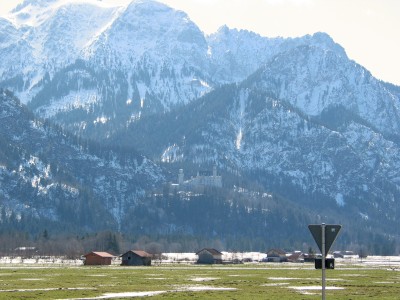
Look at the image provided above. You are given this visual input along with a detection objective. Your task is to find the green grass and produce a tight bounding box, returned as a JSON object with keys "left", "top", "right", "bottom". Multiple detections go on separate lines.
{"left": 0, "top": 263, "right": 399, "bottom": 299}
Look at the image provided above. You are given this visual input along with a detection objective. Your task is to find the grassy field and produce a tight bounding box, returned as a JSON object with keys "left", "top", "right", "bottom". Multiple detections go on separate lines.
{"left": 0, "top": 262, "right": 399, "bottom": 299}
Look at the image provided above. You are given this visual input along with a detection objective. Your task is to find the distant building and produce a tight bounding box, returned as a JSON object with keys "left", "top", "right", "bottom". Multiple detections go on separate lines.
{"left": 265, "top": 249, "right": 288, "bottom": 262}
{"left": 287, "top": 251, "right": 305, "bottom": 263}
{"left": 121, "top": 250, "right": 152, "bottom": 266}
{"left": 83, "top": 251, "right": 114, "bottom": 265}
{"left": 196, "top": 248, "right": 223, "bottom": 264}
{"left": 333, "top": 250, "right": 357, "bottom": 258}
{"left": 170, "top": 166, "right": 222, "bottom": 194}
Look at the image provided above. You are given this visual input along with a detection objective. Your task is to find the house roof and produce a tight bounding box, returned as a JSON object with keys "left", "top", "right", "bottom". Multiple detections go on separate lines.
{"left": 84, "top": 251, "right": 114, "bottom": 258}
{"left": 196, "top": 248, "right": 222, "bottom": 255}
{"left": 122, "top": 250, "right": 152, "bottom": 258}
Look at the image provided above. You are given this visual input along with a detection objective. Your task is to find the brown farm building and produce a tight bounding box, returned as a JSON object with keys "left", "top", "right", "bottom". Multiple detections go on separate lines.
{"left": 196, "top": 248, "right": 223, "bottom": 264}
{"left": 121, "top": 250, "right": 152, "bottom": 266}
{"left": 83, "top": 251, "right": 114, "bottom": 265}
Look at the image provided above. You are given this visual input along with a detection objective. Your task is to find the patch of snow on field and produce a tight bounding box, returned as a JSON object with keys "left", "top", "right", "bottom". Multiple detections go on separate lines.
{"left": 288, "top": 286, "right": 344, "bottom": 291}
{"left": 177, "top": 285, "right": 237, "bottom": 291}
{"left": 268, "top": 277, "right": 315, "bottom": 280}
{"left": 262, "top": 283, "right": 289, "bottom": 286}
{"left": 287, "top": 285, "right": 347, "bottom": 295}
{"left": 190, "top": 277, "right": 219, "bottom": 282}
{"left": 0, "top": 287, "right": 93, "bottom": 293}
{"left": 74, "top": 291, "right": 167, "bottom": 299}
{"left": 66, "top": 285, "right": 236, "bottom": 299}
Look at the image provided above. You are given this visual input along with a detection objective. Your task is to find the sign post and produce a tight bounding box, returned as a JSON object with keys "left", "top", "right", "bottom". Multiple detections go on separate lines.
{"left": 308, "top": 224, "right": 342, "bottom": 300}
{"left": 321, "top": 224, "right": 326, "bottom": 299}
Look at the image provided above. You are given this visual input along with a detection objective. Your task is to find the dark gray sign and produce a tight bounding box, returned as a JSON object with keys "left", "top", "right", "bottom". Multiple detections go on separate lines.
{"left": 308, "top": 224, "right": 342, "bottom": 256}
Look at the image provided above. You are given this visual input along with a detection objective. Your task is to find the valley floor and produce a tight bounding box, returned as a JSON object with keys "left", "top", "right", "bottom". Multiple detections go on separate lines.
{"left": 0, "top": 255, "right": 399, "bottom": 299}
{"left": 1, "top": 252, "right": 399, "bottom": 267}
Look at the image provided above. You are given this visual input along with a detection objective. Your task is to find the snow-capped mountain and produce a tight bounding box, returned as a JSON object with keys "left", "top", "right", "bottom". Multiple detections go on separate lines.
{"left": 1, "top": 0, "right": 215, "bottom": 138}
{"left": 0, "top": 0, "right": 399, "bottom": 250}
{"left": 251, "top": 42, "right": 400, "bottom": 139}
{"left": 85, "top": 1, "right": 208, "bottom": 67}
{"left": 4, "top": 0, "right": 387, "bottom": 140}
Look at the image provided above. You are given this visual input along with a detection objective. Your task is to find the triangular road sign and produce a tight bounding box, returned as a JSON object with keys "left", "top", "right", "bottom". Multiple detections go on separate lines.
{"left": 308, "top": 224, "right": 342, "bottom": 256}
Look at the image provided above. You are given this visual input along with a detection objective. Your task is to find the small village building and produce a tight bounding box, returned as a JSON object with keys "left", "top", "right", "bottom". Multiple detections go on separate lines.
{"left": 196, "top": 248, "right": 223, "bottom": 264}
{"left": 83, "top": 251, "right": 114, "bottom": 265}
{"left": 265, "top": 249, "right": 288, "bottom": 262}
{"left": 121, "top": 250, "right": 152, "bottom": 266}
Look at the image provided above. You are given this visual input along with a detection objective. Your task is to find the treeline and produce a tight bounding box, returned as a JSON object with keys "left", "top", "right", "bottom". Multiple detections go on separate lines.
{"left": 1, "top": 186, "right": 399, "bottom": 256}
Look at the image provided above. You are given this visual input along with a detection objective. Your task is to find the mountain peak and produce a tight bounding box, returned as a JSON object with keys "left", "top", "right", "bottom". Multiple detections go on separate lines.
{"left": 308, "top": 32, "right": 347, "bottom": 57}
{"left": 127, "top": 0, "right": 170, "bottom": 9}
{"left": 86, "top": 0, "right": 207, "bottom": 65}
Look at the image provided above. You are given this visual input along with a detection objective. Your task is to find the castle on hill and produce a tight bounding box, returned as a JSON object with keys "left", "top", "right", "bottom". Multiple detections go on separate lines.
{"left": 169, "top": 166, "right": 222, "bottom": 194}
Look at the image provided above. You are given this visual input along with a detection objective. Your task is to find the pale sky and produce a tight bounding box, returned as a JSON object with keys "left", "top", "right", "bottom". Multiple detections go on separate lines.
{"left": 1, "top": 0, "right": 399, "bottom": 85}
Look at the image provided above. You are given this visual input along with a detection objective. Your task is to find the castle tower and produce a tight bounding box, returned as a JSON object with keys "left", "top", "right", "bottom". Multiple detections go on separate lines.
{"left": 178, "top": 169, "right": 184, "bottom": 185}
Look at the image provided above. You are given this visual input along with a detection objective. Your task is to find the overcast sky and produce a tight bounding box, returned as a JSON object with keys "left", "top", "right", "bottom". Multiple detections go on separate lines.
{"left": 1, "top": 0, "right": 399, "bottom": 85}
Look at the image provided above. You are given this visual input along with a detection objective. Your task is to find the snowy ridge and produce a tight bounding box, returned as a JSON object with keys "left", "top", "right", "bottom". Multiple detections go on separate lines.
{"left": 253, "top": 45, "right": 400, "bottom": 138}
{"left": 2, "top": 0, "right": 396, "bottom": 141}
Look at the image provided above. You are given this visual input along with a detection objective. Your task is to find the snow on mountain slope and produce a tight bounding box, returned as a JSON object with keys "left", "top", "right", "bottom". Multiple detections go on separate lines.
{"left": 1, "top": 1, "right": 400, "bottom": 148}
{"left": 85, "top": 0, "right": 208, "bottom": 66}
{"left": 4, "top": 0, "right": 392, "bottom": 130}
{"left": 0, "top": 89, "right": 165, "bottom": 229}
{"left": 82, "top": 0, "right": 211, "bottom": 110}
{"left": 3, "top": 0, "right": 214, "bottom": 138}
{"left": 2, "top": 0, "right": 208, "bottom": 114}
{"left": 0, "top": 17, "right": 33, "bottom": 82}
{"left": 1, "top": 0, "right": 123, "bottom": 104}
{"left": 29, "top": 3, "right": 120, "bottom": 67}
{"left": 207, "top": 26, "right": 284, "bottom": 83}
{"left": 207, "top": 29, "right": 347, "bottom": 84}
{"left": 251, "top": 44, "right": 400, "bottom": 139}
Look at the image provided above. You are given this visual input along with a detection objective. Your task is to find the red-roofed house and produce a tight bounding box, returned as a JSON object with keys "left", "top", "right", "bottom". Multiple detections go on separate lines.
{"left": 83, "top": 251, "right": 114, "bottom": 265}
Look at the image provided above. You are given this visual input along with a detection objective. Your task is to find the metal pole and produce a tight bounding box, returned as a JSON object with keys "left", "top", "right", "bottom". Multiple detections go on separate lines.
{"left": 321, "top": 223, "right": 326, "bottom": 300}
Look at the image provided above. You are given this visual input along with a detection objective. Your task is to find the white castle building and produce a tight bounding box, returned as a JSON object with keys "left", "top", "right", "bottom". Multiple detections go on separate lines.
{"left": 170, "top": 166, "right": 222, "bottom": 193}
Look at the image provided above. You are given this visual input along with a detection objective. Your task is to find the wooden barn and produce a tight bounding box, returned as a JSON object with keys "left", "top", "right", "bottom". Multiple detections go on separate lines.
{"left": 121, "top": 250, "right": 152, "bottom": 266}
{"left": 83, "top": 251, "right": 114, "bottom": 265}
{"left": 196, "top": 248, "right": 223, "bottom": 264}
